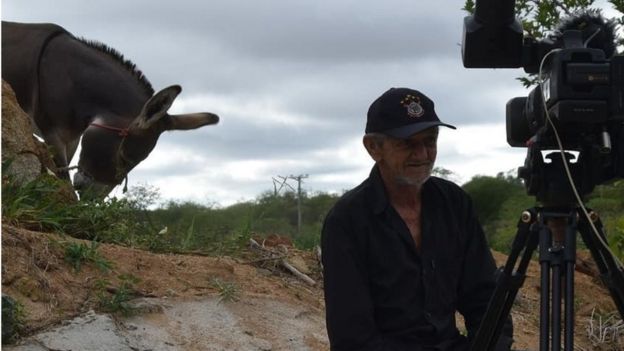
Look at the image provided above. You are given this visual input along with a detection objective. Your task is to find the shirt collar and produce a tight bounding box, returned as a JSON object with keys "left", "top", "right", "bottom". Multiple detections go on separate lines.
{"left": 367, "top": 164, "right": 433, "bottom": 215}
{"left": 368, "top": 164, "right": 391, "bottom": 215}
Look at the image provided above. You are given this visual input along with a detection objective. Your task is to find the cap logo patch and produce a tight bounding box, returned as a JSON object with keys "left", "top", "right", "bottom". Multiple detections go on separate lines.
{"left": 401, "top": 94, "right": 425, "bottom": 118}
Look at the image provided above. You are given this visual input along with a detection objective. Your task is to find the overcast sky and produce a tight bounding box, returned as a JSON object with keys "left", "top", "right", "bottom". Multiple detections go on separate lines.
{"left": 3, "top": 1, "right": 618, "bottom": 206}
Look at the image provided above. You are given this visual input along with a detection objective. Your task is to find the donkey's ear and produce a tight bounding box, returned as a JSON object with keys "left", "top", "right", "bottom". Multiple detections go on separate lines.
{"left": 166, "top": 112, "right": 219, "bottom": 131}
{"left": 133, "top": 85, "right": 182, "bottom": 130}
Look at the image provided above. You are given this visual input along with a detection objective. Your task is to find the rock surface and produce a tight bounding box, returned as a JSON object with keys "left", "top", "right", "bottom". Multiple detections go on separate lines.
{"left": 2, "top": 80, "right": 77, "bottom": 202}
{"left": 5, "top": 297, "right": 328, "bottom": 351}
{"left": 1, "top": 80, "right": 55, "bottom": 183}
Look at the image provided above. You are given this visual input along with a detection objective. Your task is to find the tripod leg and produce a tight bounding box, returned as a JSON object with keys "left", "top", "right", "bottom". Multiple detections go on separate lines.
{"left": 552, "top": 258, "right": 562, "bottom": 351}
{"left": 550, "top": 211, "right": 579, "bottom": 351}
{"left": 538, "top": 223, "right": 552, "bottom": 351}
{"left": 469, "top": 210, "right": 538, "bottom": 351}
{"left": 563, "top": 213, "right": 577, "bottom": 351}
{"left": 578, "top": 214, "right": 624, "bottom": 319}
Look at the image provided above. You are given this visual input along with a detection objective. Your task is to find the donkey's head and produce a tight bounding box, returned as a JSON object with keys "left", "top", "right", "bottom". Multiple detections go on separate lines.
{"left": 73, "top": 85, "right": 218, "bottom": 199}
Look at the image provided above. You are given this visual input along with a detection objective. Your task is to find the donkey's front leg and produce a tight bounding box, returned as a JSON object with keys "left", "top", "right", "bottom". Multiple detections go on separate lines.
{"left": 42, "top": 131, "right": 72, "bottom": 180}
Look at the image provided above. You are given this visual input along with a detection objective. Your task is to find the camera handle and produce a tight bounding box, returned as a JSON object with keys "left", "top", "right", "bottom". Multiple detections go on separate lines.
{"left": 469, "top": 207, "right": 624, "bottom": 351}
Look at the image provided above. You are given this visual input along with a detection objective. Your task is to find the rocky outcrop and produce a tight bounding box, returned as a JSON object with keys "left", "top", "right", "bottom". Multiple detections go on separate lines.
{"left": 1, "top": 80, "right": 56, "bottom": 182}
{"left": 2, "top": 80, "right": 76, "bottom": 202}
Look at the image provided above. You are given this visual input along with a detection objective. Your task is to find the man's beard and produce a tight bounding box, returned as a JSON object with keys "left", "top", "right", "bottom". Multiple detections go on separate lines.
{"left": 394, "top": 165, "right": 432, "bottom": 187}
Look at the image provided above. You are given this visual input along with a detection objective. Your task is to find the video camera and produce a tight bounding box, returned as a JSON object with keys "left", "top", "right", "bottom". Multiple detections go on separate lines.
{"left": 462, "top": 0, "right": 624, "bottom": 205}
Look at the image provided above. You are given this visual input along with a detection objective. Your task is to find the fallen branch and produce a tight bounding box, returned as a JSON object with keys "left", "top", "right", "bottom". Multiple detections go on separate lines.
{"left": 281, "top": 259, "right": 316, "bottom": 286}
{"left": 315, "top": 245, "right": 323, "bottom": 271}
{"left": 249, "top": 238, "right": 268, "bottom": 251}
{"left": 242, "top": 255, "right": 287, "bottom": 265}
{"left": 249, "top": 238, "right": 316, "bottom": 286}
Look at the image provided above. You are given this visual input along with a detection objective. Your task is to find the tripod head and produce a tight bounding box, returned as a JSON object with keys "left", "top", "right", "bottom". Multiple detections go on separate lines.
{"left": 518, "top": 137, "right": 614, "bottom": 208}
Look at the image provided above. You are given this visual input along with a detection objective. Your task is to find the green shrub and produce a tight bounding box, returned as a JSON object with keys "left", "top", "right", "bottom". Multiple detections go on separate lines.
{"left": 610, "top": 218, "right": 624, "bottom": 262}
{"left": 1, "top": 295, "right": 26, "bottom": 344}
{"left": 206, "top": 220, "right": 253, "bottom": 256}
{"left": 2, "top": 172, "right": 71, "bottom": 232}
{"left": 294, "top": 223, "right": 322, "bottom": 250}
{"left": 2, "top": 166, "right": 340, "bottom": 256}
{"left": 63, "top": 241, "right": 112, "bottom": 272}
{"left": 96, "top": 274, "right": 140, "bottom": 316}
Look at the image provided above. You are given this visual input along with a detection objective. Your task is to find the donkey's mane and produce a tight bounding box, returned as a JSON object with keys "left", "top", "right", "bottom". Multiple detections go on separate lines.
{"left": 79, "top": 38, "right": 155, "bottom": 96}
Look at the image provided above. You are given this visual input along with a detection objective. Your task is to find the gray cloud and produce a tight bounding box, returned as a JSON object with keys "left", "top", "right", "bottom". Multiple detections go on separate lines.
{"left": 3, "top": 0, "right": 555, "bottom": 205}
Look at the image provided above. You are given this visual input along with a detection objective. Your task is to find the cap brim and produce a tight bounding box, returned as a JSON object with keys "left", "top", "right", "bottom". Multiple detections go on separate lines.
{"left": 383, "top": 121, "right": 456, "bottom": 139}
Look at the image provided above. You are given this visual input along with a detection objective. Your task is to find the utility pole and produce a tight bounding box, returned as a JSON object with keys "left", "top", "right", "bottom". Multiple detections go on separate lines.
{"left": 274, "top": 174, "right": 308, "bottom": 237}
{"left": 272, "top": 176, "right": 292, "bottom": 196}
{"left": 289, "top": 174, "right": 308, "bottom": 237}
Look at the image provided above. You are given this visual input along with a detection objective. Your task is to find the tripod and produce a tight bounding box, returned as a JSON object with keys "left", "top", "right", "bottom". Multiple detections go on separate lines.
{"left": 470, "top": 206, "right": 624, "bottom": 351}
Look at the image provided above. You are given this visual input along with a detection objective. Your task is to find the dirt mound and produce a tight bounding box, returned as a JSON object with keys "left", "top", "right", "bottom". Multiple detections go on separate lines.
{"left": 2, "top": 224, "right": 622, "bottom": 350}
{"left": 2, "top": 225, "right": 326, "bottom": 349}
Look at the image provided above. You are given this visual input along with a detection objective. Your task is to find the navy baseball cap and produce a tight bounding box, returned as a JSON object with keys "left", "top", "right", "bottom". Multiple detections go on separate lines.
{"left": 365, "top": 87, "right": 456, "bottom": 138}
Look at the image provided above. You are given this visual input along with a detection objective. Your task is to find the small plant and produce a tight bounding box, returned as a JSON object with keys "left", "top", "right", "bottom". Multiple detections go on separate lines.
{"left": 207, "top": 220, "right": 253, "bottom": 257}
{"left": 96, "top": 274, "right": 140, "bottom": 316}
{"left": 1, "top": 296, "right": 26, "bottom": 344}
{"left": 294, "top": 224, "right": 322, "bottom": 250}
{"left": 181, "top": 216, "right": 197, "bottom": 250}
{"left": 63, "top": 241, "right": 112, "bottom": 272}
{"left": 609, "top": 218, "right": 624, "bottom": 262}
{"left": 2, "top": 164, "right": 150, "bottom": 242}
{"left": 586, "top": 308, "right": 624, "bottom": 350}
{"left": 1, "top": 164, "right": 67, "bottom": 232}
{"left": 210, "top": 278, "right": 240, "bottom": 303}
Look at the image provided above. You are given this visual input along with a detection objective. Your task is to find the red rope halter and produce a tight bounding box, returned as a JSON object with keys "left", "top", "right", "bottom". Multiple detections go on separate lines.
{"left": 89, "top": 122, "right": 130, "bottom": 137}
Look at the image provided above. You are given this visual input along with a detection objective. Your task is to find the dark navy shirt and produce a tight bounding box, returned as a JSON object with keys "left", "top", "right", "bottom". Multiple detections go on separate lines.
{"left": 321, "top": 166, "right": 513, "bottom": 351}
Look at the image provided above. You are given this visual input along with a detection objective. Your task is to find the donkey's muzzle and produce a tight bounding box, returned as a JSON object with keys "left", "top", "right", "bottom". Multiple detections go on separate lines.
{"left": 73, "top": 171, "right": 113, "bottom": 200}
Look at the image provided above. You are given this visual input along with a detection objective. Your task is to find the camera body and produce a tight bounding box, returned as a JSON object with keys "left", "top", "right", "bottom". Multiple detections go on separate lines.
{"left": 462, "top": 3, "right": 624, "bottom": 205}
{"left": 506, "top": 45, "right": 623, "bottom": 149}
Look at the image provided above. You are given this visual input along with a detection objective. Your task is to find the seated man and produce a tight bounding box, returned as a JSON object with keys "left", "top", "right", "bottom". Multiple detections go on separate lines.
{"left": 321, "top": 87, "right": 514, "bottom": 351}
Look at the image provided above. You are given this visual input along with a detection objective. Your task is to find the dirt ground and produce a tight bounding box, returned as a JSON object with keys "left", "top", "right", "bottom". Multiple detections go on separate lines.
{"left": 2, "top": 224, "right": 623, "bottom": 350}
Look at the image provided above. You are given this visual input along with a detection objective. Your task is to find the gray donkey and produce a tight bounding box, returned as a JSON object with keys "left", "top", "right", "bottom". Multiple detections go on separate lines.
{"left": 2, "top": 21, "right": 219, "bottom": 199}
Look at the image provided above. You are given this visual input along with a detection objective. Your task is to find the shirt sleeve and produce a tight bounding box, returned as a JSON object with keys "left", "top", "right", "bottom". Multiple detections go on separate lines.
{"left": 321, "top": 208, "right": 387, "bottom": 351}
{"left": 456, "top": 196, "right": 514, "bottom": 351}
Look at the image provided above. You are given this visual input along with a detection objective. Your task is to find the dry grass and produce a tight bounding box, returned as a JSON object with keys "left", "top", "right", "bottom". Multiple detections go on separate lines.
{"left": 583, "top": 308, "right": 624, "bottom": 351}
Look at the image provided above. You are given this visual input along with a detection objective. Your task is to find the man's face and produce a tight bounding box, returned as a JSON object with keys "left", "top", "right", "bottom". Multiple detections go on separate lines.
{"left": 371, "top": 127, "right": 438, "bottom": 187}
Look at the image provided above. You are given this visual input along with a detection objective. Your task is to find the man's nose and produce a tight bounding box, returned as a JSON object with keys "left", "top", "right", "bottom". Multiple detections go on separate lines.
{"left": 408, "top": 143, "right": 431, "bottom": 159}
